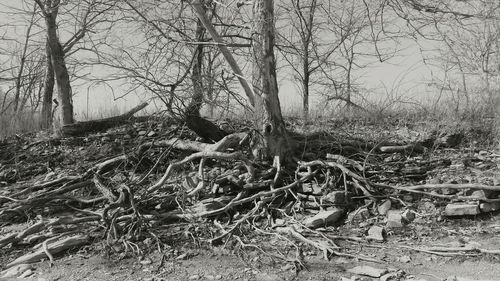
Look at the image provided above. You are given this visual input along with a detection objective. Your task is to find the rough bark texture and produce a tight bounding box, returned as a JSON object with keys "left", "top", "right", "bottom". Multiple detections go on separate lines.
{"left": 251, "top": 0, "right": 291, "bottom": 161}
{"left": 39, "top": 0, "right": 74, "bottom": 125}
{"left": 40, "top": 41, "right": 55, "bottom": 129}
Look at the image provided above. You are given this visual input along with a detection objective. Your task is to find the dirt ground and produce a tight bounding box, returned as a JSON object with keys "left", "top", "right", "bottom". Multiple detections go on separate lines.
{"left": 2, "top": 215, "right": 500, "bottom": 281}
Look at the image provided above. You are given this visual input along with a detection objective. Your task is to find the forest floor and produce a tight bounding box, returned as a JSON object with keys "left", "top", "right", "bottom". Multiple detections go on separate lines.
{"left": 1, "top": 115, "right": 500, "bottom": 281}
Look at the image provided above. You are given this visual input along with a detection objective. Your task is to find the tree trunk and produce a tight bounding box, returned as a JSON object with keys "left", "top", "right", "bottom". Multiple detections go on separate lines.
{"left": 251, "top": 0, "right": 291, "bottom": 161}
{"left": 41, "top": 41, "right": 55, "bottom": 129}
{"left": 190, "top": 0, "right": 255, "bottom": 107}
{"left": 302, "top": 56, "right": 310, "bottom": 122}
{"left": 42, "top": 0, "right": 74, "bottom": 125}
{"left": 187, "top": 16, "right": 205, "bottom": 117}
{"left": 185, "top": 7, "right": 227, "bottom": 143}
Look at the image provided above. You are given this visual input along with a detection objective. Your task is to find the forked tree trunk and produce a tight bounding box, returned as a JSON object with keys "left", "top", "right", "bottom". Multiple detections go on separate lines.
{"left": 190, "top": 0, "right": 291, "bottom": 160}
{"left": 37, "top": 0, "right": 74, "bottom": 126}
{"left": 41, "top": 41, "right": 55, "bottom": 129}
{"left": 250, "top": 0, "right": 291, "bottom": 161}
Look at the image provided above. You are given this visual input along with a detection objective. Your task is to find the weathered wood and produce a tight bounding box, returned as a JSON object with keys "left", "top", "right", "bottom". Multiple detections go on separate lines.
{"left": 6, "top": 235, "right": 89, "bottom": 268}
{"left": 61, "top": 102, "right": 148, "bottom": 136}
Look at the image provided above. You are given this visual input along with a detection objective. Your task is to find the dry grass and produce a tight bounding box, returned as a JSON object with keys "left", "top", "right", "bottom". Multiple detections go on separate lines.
{"left": 1, "top": 93, "right": 497, "bottom": 147}
{"left": 0, "top": 110, "right": 41, "bottom": 140}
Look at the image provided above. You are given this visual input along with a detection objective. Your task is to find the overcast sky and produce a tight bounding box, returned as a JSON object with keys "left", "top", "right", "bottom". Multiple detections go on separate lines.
{"left": 0, "top": 0, "right": 440, "bottom": 119}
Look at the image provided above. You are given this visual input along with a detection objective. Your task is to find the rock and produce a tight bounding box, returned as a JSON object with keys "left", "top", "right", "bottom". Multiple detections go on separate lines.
{"left": 480, "top": 202, "right": 500, "bottom": 213}
{"left": 215, "top": 275, "right": 222, "bottom": 280}
{"left": 205, "top": 275, "right": 215, "bottom": 280}
{"left": 402, "top": 209, "right": 416, "bottom": 223}
{"left": 347, "top": 265, "right": 387, "bottom": 277}
{"left": 299, "top": 182, "right": 322, "bottom": 195}
{"left": 398, "top": 255, "right": 411, "bottom": 263}
{"left": 386, "top": 210, "right": 403, "bottom": 228}
{"left": 378, "top": 199, "right": 391, "bottom": 215}
{"left": 138, "top": 130, "right": 147, "bottom": 136}
{"left": 443, "top": 203, "right": 480, "bottom": 216}
{"left": 188, "top": 274, "right": 200, "bottom": 280}
{"left": 470, "top": 190, "right": 493, "bottom": 200}
{"left": 147, "top": 131, "right": 157, "bottom": 137}
{"left": 322, "top": 191, "right": 347, "bottom": 205}
{"left": 348, "top": 208, "right": 370, "bottom": 223}
{"left": 303, "top": 208, "right": 344, "bottom": 228}
{"left": 366, "top": 225, "right": 385, "bottom": 242}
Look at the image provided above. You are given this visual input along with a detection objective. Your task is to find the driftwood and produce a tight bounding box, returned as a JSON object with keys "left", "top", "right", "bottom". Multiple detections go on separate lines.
{"left": 62, "top": 102, "right": 148, "bottom": 136}
{"left": 6, "top": 234, "right": 89, "bottom": 268}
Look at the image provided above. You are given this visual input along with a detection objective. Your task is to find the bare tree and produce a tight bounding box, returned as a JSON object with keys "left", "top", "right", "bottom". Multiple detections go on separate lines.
{"left": 35, "top": 0, "right": 75, "bottom": 125}
{"left": 34, "top": 0, "right": 115, "bottom": 128}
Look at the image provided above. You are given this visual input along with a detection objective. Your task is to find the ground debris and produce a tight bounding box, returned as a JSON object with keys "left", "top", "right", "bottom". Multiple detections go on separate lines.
{"left": 1, "top": 118, "right": 500, "bottom": 279}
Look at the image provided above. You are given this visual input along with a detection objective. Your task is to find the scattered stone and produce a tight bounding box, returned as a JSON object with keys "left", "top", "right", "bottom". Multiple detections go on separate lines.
{"left": 322, "top": 191, "right": 347, "bottom": 205}
{"left": 189, "top": 274, "right": 200, "bottom": 280}
{"left": 443, "top": 203, "right": 480, "bottom": 217}
{"left": 470, "top": 190, "right": 492, "bottom": 200}
{"left": 140, "top": 258, "right": 152, "bottom": 265}
{"left": 147, "top": 131, "right": 157, "bottom": 137}
{"left": 378, "top": 199, "right": 391, "bottom": 215}
{"left": 205, "top": 275, "right": 215, "bottom": 280}
{"left": 138, "top": 130, "right": 147, "bottom": 136}
{"left": 215, "top": 275, "right": 222, "bottom": 280}
{"left": 366, "top": 225, "right": 385, "bottom": 242}
{"left": 299, "top": 183, "right": 322, "bottom": 195}
{"left": 303, "top": 208, "right": 344, "bottom": 228}
{"left": 348, "top": 208, "right": 370, "bottom": 223}
{"left": 480, "top": 202, "right": 500, "bottom": 213}
{"left": 402, "top": 209, "right": 416, "bottom": 223}
{"left": 386, "top": 210, "right": 403, "bottom": 228}
{"left": 347, "top": 265, "right": 387, "bottom": 277}
{"left": 398, "top": 255, "right": 411, "bottom": 263}
{"left": 101, "top": 136, "right": 111, "bottom": 142}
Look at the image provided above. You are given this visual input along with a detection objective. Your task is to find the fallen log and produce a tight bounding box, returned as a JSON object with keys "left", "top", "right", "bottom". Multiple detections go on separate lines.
{"left": 6, "top": 234, "right": 89, "bottom": 268}
{"left": 61, "top": 102, "right": 148, "bottom": 136}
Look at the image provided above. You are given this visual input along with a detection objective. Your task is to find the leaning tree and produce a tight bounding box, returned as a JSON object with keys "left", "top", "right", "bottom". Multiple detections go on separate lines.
{"left": 191, "top": 0, "right": 292, "bottom": 162}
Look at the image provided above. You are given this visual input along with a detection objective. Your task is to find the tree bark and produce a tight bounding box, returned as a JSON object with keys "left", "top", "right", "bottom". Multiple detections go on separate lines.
{"left": 41, "top": 41, "right": 55, "bottom": 129}
{"left": 251, "top": 0, "right": 291, "bottom": 160}
{"left": 37, "top": 0, "right": 74, "bottom": 126}
{"left": 185, "top": 6, "right": 226, "bottom": 143}
{"left": 190, "top": 0, "right": 255, "bottom": 107}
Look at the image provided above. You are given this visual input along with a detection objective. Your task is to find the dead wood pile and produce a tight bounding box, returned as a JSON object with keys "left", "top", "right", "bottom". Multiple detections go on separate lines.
{"left": 1, "top": 116, "right": 500, "bottom": 273}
